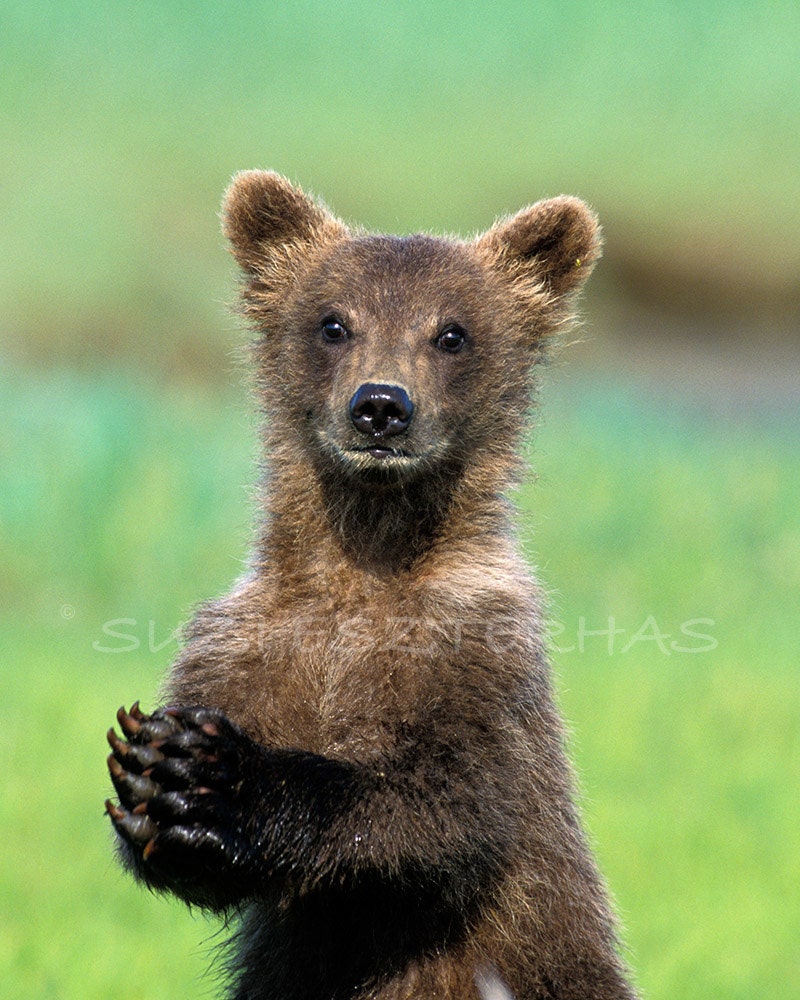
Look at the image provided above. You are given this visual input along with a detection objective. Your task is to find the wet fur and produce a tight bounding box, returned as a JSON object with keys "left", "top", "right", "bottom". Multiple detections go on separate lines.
{"left": 106, "top": 171, "right": 637, "bottom": 999}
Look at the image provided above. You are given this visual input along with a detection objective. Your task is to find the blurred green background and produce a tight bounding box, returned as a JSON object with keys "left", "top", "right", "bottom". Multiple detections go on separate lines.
{"left": 2, "top": 2, "right": 798, "bottom": 997}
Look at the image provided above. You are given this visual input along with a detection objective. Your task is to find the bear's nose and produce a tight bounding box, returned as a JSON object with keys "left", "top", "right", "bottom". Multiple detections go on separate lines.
{"left": 349, "top": 383, "right": 414, "bottom": 438}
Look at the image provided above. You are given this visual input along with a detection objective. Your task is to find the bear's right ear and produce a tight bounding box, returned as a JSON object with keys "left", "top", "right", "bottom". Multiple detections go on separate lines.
{"left": 221, "top": 171, "right": 347, "bottom": 274}
{"left": 475, "top": 196, "right": 601, "bottom": 301}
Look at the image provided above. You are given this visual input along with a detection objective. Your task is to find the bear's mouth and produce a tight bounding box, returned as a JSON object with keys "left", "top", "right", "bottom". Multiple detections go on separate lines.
{"left": 314, "top": 426, "right": 446, "bottom": 480}
{"left": 341, "top": 442, "right": 428, "bottom": 482}
{"left": 352, "top": 444, "right": 413, "bottom": 461}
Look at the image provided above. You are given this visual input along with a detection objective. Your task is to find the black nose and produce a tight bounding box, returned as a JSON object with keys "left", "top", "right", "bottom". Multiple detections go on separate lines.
{"left": 349, "top": 383, "right": 414, "bottom": 438}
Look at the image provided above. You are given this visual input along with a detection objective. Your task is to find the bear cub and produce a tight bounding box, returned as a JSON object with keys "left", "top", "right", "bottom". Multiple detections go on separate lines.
{"left": 106, "top": 171, "right": 638, "bottom": 1000}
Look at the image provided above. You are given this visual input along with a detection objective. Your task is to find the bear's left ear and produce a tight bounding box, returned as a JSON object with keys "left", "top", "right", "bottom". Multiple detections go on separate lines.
{"left": 475, "top": 196, "right": 601, "bottom": 299}
{"left": 221, "top": 170, "right": 347, "bottom": 274}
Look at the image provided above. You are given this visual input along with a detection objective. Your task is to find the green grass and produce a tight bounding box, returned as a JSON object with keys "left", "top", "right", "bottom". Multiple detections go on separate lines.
{"left": 3, "top": 3, "right": 797, "bottom": 994}
{"left": 531, "top": 377, "right": 800, "bottom": 998}
{"left": 2, "top": 1, "right": 799, "bottom": 367}
{"left": 2, "top": 362, "right": 798, "bottom": 998}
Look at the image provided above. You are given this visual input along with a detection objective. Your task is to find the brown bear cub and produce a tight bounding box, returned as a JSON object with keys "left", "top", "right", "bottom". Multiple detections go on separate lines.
{"left": 106, "top": 171, "right": 638, "bottom": 1000}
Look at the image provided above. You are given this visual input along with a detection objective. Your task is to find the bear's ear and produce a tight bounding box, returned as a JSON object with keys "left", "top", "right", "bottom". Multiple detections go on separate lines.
{"left": 221, "top": 170, "right": 347, "bottom": 273}
{"left": 476, "top": 196, "right": 601, "bottom": 299}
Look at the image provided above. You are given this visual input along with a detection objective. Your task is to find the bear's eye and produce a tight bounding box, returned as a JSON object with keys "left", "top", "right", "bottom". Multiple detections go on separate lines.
{"left": 321, "top": 317, "right": 349, "bottom": 343}
{"left": 435, "top": 324, "right": 467, "bottom": 353}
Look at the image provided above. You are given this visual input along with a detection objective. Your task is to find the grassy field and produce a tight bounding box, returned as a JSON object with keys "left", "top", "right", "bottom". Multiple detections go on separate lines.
{"left": 2, "top": 1, "right": 799, "bottom": 368}
{"left": 2, "top": 2, "right": 798, "bottom": 995}
{"left": 2, "top": 360, "right": 798, "bottom": 998}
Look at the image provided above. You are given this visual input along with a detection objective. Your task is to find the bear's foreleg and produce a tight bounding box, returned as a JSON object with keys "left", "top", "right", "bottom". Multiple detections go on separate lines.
{"left": 106, "top": 703, "right": 508, "bottom": 915}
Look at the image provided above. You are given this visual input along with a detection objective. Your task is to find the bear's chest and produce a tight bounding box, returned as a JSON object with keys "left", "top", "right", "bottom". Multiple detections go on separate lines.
{"left": 252, "top": 580, "right": 448, "bottom": 757}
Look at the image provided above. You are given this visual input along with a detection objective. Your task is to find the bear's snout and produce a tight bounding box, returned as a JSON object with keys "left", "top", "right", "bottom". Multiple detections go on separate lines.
{"left": 349, "top": 383, "right": 414, "bottom": 438}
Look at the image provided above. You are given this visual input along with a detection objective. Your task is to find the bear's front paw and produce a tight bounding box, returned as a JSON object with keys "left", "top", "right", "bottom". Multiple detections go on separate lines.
{"left": 106, "top": 703, "right": 258, "bottom": 906}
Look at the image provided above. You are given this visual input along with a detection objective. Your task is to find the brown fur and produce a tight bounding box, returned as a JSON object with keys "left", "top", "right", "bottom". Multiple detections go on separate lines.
{"left": 110, "top": 171, "right": 637, "bottom": 999}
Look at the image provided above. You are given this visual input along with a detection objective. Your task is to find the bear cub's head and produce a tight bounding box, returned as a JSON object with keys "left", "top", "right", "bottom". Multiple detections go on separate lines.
{"left": 222, "top": 171, "right": 600, "bottom": 487}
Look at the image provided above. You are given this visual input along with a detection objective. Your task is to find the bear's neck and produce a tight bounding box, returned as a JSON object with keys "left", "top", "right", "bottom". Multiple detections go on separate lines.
{"left": 258, "top": 443, "right": 519, "bottom": 578}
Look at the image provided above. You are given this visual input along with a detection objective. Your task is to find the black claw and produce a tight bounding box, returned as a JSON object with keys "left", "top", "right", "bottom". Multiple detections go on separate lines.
{"left": 108, "top": 754, "right": 162, "bottom": 801}
{"left": 117, "top": 705, "right": 142, "bottom": 738}
{"left": 106, "top": 799, "right": 159, "bottom": 844}
{"left": 107, "top": 727, "right": 129, "bottom": 756}
{"left": 108, "top": 724, "right": 167, "bottom": 771}
{"left": 105, "top": 798, "right": 125, "bottom": 821}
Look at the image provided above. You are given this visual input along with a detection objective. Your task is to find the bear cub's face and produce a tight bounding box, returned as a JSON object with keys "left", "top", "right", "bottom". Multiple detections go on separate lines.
{"left": 295, "top": 234, "right": 502, "bottom": 483}
{"left": 222, "top": 171, "right": 601, "bottom": 485}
